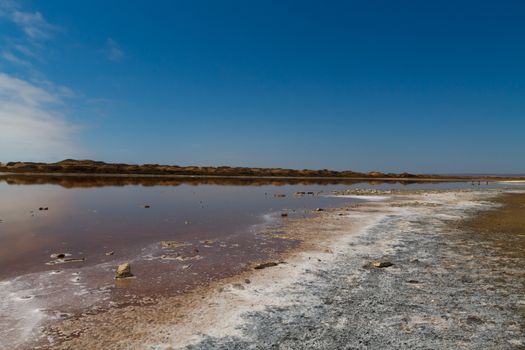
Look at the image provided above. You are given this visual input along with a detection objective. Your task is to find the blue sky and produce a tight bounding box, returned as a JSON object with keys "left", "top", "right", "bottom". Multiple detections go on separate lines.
{"left": 0, "top": 0, "right": 524, "bottom": 173}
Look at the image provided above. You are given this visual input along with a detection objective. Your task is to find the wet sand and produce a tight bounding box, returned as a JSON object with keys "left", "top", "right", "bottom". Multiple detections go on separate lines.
{"left": 21, "top": 189, "right": 523, "bottom": 349}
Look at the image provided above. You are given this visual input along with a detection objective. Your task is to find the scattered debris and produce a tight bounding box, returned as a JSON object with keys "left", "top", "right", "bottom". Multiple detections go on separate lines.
{"left": 115, "top": 262, "right": 133, "bottom": 279}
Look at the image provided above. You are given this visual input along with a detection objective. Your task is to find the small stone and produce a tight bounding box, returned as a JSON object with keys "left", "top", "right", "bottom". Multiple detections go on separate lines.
{"left": 232, "top": 283, "right": 245, "bottom": 290}
{"left": 254, "top": 261, "right": 280, "bottom": 270}
{"left": 371, "top": 261, "right": 394, "bottom": 268}
{"left": 466, "top": 315, "right": 484, "bottom": 325}
{"left": 160, "top": 241, "right": 190, "bottom": 249}
{"left": 315, "top": 208, "right": 324, "bottom": 212}
{"left": 105, "top": 251, "right": 114, "bottom": 256}
{"left": 51, "top": 253, "right": 66, "bottom": 259}
{"left": 115, "top": 262, "right": 133, "bottom": 279}
{"left": 244, "top": 279, "right": 251, "bottom": 284}
{"left": 281, "top": 213, "right": 288, "bottom": 217}
{"left": 144, "top": 205, "right": 150, "bottom": 208}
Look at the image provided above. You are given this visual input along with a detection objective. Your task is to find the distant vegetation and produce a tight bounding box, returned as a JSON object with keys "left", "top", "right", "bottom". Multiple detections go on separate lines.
{"left": 0, "top": 159, "right": 422, "bottom": 178}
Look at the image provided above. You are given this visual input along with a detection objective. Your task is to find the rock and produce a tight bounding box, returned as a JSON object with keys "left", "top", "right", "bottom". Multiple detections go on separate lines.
{"left": 281, "top": 212, "right": 288, "bottom": 217}
{"left": 244, "top": 278, "right": 251, "bottom": 284}
{"left": 144, "top": 205, "right": 150, "bottom": 208}
{"left": 254, "top": 261, "right": 281, "bottom": 270}
{"left": 160, "top": 241, "right": 190, "bottom": 249}
{"left": 466, "top": 315, "right": 484, "bottom": 325}
{"left": 115, "top": 262, "right": 133, "bottom": 279}
{"left": 199, "top": 240, "right": 214, "bottom": 245}
{"left": 294, "top": 191, "right": 306, "bottom": 196}
{"left": 46, "top": 257, "right": 85, "bottom": 265}
{"left": 315, "top": 208, "right": 324, "bottom": 212}
{"left": 105, "top": 251, "right": 114, "bottom": 256}
{"left": 232, "top": 283, "right": 245, "bottom": 290}
{"left": 371, "top": 260, "right": 394, "bottom": 268}
{"left": 50, "top": 253, "right": 66, "bottom": 259}
{"left": 273, "top": 194, "right": 286, "bottom": 198}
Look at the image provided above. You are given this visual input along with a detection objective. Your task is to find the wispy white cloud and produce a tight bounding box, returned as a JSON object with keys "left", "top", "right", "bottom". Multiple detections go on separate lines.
{"left": 0, "top": 1, "right": 87, "bottom": 161}
{"left": 1, "top": 50, "right": 31, "bottom": 66}
{"left": 106, "top": 38, "right": 124, "bottom": 62}
{"left": 11, "top": 10, "right": 54, "bottom": 40}
{"left": 0, "top": 72, "right": 83, "bottom": 162}
{"left": 13, "top": 43, "right": 37, "bottom": 58}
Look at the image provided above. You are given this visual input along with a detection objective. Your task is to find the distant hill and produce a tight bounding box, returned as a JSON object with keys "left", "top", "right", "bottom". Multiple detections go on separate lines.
{"left": 0, "top": 159, "right": 422, "bottom": 178}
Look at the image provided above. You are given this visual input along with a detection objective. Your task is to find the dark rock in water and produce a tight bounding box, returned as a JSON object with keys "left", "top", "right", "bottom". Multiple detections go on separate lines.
{"left": 144, "top": 205, "right": 151, "bottom": 208}
{"left": 274, "top": 194, "right": 286, "bottom": 198}
{"left": 115, "top": 262, "right": 133, "bottom": 279}
{"left": 371, "top": 261, "right": 394, "bottom": 268}
{"left": 281, "top": 212, "right": 288, "bottom": 217}
{"left": 315, "top": 208, "right": 324, "bottom": 212}
{"left": 50, "top": 253, "right": 66, "bottom": 259}
{"left": 254, "top": 261, "right": 281, "bottom": 270}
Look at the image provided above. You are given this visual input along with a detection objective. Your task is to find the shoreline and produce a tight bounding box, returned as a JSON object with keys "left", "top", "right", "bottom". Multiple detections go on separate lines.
{"left": 1, "top": 171, "right": 524, "bottom": 182}
{"left": 29, "top": 188, "right": 524, "bottom": 349}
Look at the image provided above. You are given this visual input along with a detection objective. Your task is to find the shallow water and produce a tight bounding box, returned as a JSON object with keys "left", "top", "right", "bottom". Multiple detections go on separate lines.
{"left": 0, "top": 176, "right": 520, "bottom": 349}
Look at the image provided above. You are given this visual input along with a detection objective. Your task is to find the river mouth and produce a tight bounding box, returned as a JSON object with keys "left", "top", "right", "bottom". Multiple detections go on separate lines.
{"left": 0, "top": 177, "right": 522, "bottom": 349}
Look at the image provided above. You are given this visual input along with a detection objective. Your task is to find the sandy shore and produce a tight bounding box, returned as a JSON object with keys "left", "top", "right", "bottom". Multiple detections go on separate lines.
{"left": 13, "top": 189, "right": 525, "bottom": 349}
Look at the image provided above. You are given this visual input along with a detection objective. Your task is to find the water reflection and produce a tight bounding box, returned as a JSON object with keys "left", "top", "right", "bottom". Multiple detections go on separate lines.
{"left": 0, "top": 174, "right": 454, "bottom": 188}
